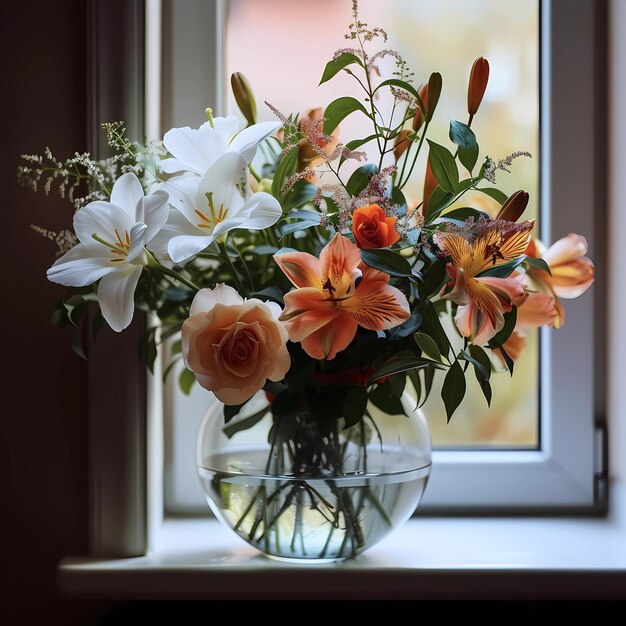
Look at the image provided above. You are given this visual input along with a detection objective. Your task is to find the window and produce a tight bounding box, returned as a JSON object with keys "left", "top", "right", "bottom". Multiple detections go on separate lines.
{"left": 152, "top": 0, "right": 605, "bottom": 517}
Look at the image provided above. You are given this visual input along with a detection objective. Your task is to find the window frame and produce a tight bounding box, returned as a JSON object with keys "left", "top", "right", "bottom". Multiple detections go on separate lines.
{"left": 86, "top": 0, "right": 608, "bottom": 557}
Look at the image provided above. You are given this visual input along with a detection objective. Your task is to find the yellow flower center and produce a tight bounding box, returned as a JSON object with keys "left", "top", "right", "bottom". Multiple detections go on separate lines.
{"left": 92, "top": 230, "right": 131, "bottom": 264}
{"left": 196, "top": 192, "right": 229, "bottom": 230}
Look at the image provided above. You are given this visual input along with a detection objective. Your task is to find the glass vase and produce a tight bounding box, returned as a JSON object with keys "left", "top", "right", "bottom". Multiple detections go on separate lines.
{"left": 196, "top": 382, "right": 431, "bottom": 563}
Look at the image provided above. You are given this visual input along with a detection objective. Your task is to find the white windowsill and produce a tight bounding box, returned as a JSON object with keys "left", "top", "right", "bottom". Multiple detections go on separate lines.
{"left": 59, "top": 481, "right": 626, "bottom": 600}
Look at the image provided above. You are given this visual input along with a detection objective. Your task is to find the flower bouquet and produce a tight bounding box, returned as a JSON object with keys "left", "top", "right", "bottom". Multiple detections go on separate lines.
{"left": 21, "top": 1, "right": 593, "bottom": 561}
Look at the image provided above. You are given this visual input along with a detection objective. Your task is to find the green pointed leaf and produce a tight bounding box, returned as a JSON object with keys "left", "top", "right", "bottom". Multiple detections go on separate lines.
{"left": 488, "top": 308, "right": 518, "bottom": 348}
{"left": 441, "top": 207, "right": 489, "bottom": 222}
{"left": 387, "top": 311, "right": 422, "bottom": 340}
{"left": 369, "top": 354, "right": 442, "bottom": 384}
{"left": 476, "top": 186, "right": 507, "bottom": 205}
{"left": 449, "top": 120, "right": 477, "bottom": 150}
{"left": 458, "top": 145, "right": 479, "bottom": 173}
{"left": 441, "top": 360, "right": 466, "bottom": 422}
{"left": 319, "top": 53, "right": 363, "bottom": 85}
{"left": 339, "top": 134, "right": 380, "bottom": 166}
{"left": 414, "top": 332, "right": 443, "bottom": 363}
{"left": 271, "top": 148, "right": 297, "bottom": 199}
{"left": 369, "top": 380, "right": 405, "bottom": 416}
{"left": 346, "top": 163, "right": 378, "bottom": 195}
{"left": 323, "top": 97, "right": 369, "bottom": 136}
{"left": 343, "top": 385, "right": 369, "bottom": 428}
{"left": 360, "top": 248, "right": 413, "bottom": 277}
{"left": 476, "top": 257, "right": 524, "bottom": 279}
{"left": 425, "top": 186, "right": 455, "bottom": 221}
{"left": 178, "top": 368, "right": 196, "bottom": 395}
{"left": 223, "top": 406, "right": 270, "bottom": 439}
{"left": 524, "top": 255, "right": 552, "bottom": 275}
{"left": 427, "top": 140, "right": 459, "bottom": 192}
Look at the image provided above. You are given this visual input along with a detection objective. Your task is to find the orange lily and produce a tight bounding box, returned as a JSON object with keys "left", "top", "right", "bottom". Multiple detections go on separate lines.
{"left": 525, "top": 233, "right": 594, "bottom": 328}
{"left": 274, "top": 233, "right": 410, "bottom": 360}
{"left": 437, "top": 222, "right": 534, "bottom": 345}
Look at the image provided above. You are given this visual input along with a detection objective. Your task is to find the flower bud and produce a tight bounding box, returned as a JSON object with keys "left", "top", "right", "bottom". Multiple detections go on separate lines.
{"left": 426, "top": 72, "right": 442, "bottom": 122}
{"left": 394, "top": 129, "right": 412, "bottom": 161}
{"left": 468, "top": 57, "right": 490, "bottom": 116}
{"left": 231, "top": 72, "right": 257, "bottom": 126}
{"left": 422, "top": 158, "right": 438, "bottom": 217}
{"left": 497, "top": 190, "right": 529, "bottom": 222}
{"left": 412, "top": 83, "right": 429, "bottom": 132}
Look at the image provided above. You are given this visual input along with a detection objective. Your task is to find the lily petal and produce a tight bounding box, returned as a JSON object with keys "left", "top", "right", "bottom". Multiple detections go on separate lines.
{"left": 194, "top": 151, "right": 246, "bottom": 216}
{"left": 167, "top": 233, "right": 215, "bottom": 264}
{"left": 458, "top": 278, "right": 506, "bottom": 344}
{"left": 139, "top": 190, "right": 170, "bottom": 242}
{"left": 97, "top": 265, "right": 143, "bottom": 332}
{"left": 111, "top": 173, "right": 144, "bottom": 221}
{"left": 344, "top": 270, "right": 410, "bottom": 330}
{"left": 228, "top": 120, "right": 282, "bottom": 164}
{"left": 127, "top": 223, "right": 148, "bottom": 263}
{"left": 47, "top": 244, "right": 113, "bottom": 287}
{"left": 229, "top": 191, "right": 282, "bottom": 231}
{"left": 516, "top": 292, "right": 558, "bottom": 328}
{"left": 542, "top": 233, "right": 588, "bottom": 266}
{"left": 162, "top": 122, "right": 230, "bottom": 175}
{"left": 73, "top": 201, "right": 134, "bottom": 248}
{"left": 280, "top": 288, "right": 336, "bottom": 341}
{"left": 300, "top": 311, "right": 358, "bottom": 360}
{"left": 147, "top": 208, "right": 202, "bottom": 259}
{"left": 273, "top": 252, "right": 322, "bottom": 289}
{"left": 319, "top": 233, "right": 363, "bottom": 299}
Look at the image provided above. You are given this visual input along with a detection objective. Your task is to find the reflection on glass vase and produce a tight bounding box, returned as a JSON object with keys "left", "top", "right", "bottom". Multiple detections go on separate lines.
{"left": 196, "top": 381, "right": 432, "bottom": 563}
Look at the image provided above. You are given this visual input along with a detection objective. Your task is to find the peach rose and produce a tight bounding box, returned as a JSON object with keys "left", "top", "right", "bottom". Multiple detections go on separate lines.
{"left": 182, "top": 284, "right": 291, "bottom": 405}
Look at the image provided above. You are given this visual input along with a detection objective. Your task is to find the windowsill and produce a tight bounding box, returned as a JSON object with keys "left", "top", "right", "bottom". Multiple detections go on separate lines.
{"left": 58, "top": 481, "right": 626, "bottom": 600}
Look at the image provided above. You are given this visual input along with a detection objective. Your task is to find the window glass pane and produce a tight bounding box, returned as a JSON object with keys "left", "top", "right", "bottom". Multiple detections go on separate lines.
{"left": 224, "top": 0, "right": 539, "bottom": 448}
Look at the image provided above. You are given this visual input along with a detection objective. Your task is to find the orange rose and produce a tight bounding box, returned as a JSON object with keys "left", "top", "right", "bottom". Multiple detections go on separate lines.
{"left": 182, "top": 284, "right": 291, "bottom": 405}
{"left": 352, "top": 204, "right": 400, "bottom": 249}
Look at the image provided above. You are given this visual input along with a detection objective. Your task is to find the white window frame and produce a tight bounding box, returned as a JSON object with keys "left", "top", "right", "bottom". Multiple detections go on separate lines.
{"left": 85, "top": 0, "right": 607, "bottom": 558}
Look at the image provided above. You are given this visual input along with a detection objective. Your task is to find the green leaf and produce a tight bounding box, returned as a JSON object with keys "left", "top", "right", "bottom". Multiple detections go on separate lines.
{"left": 369, "top": 354, "right": 442, "bottom": 384}
{"left": 390, "top": 186, "right": 407, "bottom": 212}
{"left": 476, "top": 257, "right": 524, "bottom": 279}
{"left": 279, "top": 220, "right": 320, "bottom": 238}
{"left": 524, "top": 255, "right": 552, "bottom": 275}
{"left": 441, "top": 207, "right": 489, "bottom": 222}
{"left": 281, "top": 180, "right": 317, "bottom": 212}
{"left": 323, "top": 97, "right": 369, "bottom": 136}
{"left": 468, "top": 345, "right": 492, "bottom": 406}
{"left": 414, "top": 332, "right": 443, "bottom": 363}
{"left": 458, "top": 144, "right": 479, "bottom": 174}
{"left": 387, "top": 310, "right": 422, "bottom": 339}
{"left": 459, "top": 350, "right": 490, "bottom": 380}
{"left": 319, "top": 53, "right": 363, "bottom": 85}
{"left": 441, "top": 360, "right": 466, "bottom": 422}
{"left": 360, "top": 248, "right": 413, "bottom": 277}
{"left": 418, "top": 258, "right": 448, "bottom": 300}
{"left": 476, "top": 187, "right": 507, "bottom": 205}
{"left": 178, "top": 368, "right": 196, "bottom": 395}
{"left": 346, "top": 163, "right": 378, "bottom": 196}
{"left": 488, "top": 308, "right": 518, "bottom": 348}
{"left": 419, "top": 300, "right": 452, "bottom": 358}
{"left": 425, "top": 186, "right": 455, "bottom": 221}
{"left": 249, "top": 286, "right": 284, "bottom": 305}
{"left": 369, "top": 380, "right": 405, "bottom": 416}
{"left": 343, "top": 385, "right": 369, "bottom": 428}
{"left": 449, "top": 120, "right": 477, "bottom": 150}
{"left": 373, "top": 78, "right": 421, "bottom": 102}
{"left": 271, "top": 148, "right": 297, "bottom": 199}
{"left": 223, "top": 406, "right": 270, "bottom": 439}
{"left": 286, "top": 208, "right": 322, "bottom": 223}
{"left": 224, "top": 402, "right": 245, "bottom": 424}
{"left": 427, "top": 140, "right": 459, "bottom": 192}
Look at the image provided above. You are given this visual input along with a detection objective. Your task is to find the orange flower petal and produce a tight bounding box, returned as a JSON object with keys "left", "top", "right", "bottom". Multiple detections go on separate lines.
{"left": 319, "top": 232, "right": 363, "bottom": 298}
{"left": 516, "top": 292, "right": 558, "bottom": 328}
{"left": 273, "top": 251, "right": 322, "bottom": 289}
{"left": 280, "top": 288, "right": 336, "bottom": 341}
{"left": 300, "top": 312, "right": 358, "bottom": 360}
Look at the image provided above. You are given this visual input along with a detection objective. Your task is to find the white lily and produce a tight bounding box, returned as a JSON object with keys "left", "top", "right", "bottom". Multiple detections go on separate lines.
{"left": 47, "top": 173, "right": 169, "bottom": 332}
{"left": 149, "top": 152, "right": 282, "bottom": 264}
{"left": 160, "top": 115, "right": 281, "bottom": 177}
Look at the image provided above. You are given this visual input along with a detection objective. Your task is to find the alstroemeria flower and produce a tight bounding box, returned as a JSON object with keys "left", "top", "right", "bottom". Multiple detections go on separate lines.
{"left": 274, "top": 233, "right": 410, "bottom": 360}
{"left": 524, "top": 234, "right": 594, "bottom": 328}
{"left": 150, "top": 152, "right": 282, "bottom": 263}
{"left": 47, "top": 173, "right": 169, "bottom": 332}
{"left": 436, "top": 222, "right": 534, "bottom": 345}
{"left": 161, "top": 115, "right": 281, "bottom": 176}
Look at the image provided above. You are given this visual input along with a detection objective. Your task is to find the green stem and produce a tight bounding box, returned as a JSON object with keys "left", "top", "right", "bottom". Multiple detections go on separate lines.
{"left": 249, "top": 163, "right": 261, "bottom": 183}
{"left": 399, "top": 119, "right": 429, "bottom": 190}
{"left": 219, "top": 239, "right": 247, "bottom": 295}
{"left": 147, "top": 260, "right": 200, "bottom": 292}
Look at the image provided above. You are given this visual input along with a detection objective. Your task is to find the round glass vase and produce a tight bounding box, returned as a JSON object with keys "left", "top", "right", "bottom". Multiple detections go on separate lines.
{"left": 196, "top": 382, "right": 432, "bottom": 563}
